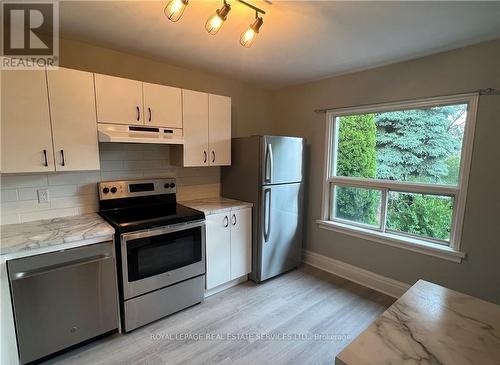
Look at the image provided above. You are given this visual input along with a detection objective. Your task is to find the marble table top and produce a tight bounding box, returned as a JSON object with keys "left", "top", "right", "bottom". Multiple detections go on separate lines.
{"left": 0, "top": 213, "right": 114, "bottom": 260}
{"left": 179, "top": 196, "right": 253, "bottom": 215}
{"left": 336, "top": 280, "right": 500, "bottom": 365}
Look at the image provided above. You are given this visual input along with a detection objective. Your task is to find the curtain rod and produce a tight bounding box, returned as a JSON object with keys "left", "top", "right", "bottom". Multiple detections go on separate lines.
{"left": 314, "top": 88, "right": 499, "bottom": 114}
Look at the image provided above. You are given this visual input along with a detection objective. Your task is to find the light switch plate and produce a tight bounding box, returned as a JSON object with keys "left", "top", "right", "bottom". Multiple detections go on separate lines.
{"left": 37, "top": 189, "right": 50, "bottom": 203}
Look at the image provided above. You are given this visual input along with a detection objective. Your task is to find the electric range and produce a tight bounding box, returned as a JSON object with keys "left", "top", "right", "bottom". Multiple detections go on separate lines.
{"left": 98, "top": 178, "right": 206, "bottom": 332}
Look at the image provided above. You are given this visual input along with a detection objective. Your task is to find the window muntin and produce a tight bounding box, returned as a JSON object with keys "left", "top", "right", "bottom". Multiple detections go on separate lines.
{"left": 322, "top": 95, "right": 477, "bottom": 250}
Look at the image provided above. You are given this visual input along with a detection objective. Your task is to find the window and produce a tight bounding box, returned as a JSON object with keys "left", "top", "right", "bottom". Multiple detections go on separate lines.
{"left": 319, "top": 94, "right": 478, "bottom": 262}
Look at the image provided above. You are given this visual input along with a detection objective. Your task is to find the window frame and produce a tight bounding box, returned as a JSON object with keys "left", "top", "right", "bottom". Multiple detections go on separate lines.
{"left": 319, "top": 93, "right": 479, "bottom": 262}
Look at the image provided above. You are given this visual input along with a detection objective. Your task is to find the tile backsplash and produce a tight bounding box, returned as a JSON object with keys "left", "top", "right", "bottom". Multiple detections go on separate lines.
{"left": 0, "top": 143, "right": 220, "bottom": 225}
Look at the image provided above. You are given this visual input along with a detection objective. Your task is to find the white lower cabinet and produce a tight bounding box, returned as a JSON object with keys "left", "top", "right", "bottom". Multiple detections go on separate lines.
{"left": 230, "top": 208, "right": 252, "bottom": 279}
{"left": 206, "top": 213, "right": 231, "bottom": 289}
{"left": 205, "top": 208, "right": 252, "bottom": 290}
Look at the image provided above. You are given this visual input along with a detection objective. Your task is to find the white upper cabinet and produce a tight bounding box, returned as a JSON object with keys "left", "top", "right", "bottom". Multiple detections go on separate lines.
{"left": 47, "top": 68, "right": 100, "bottom": 171}
{"left": 208, "top": 94, "right": 231, "bottom": 166}
{"left": 143, "top": 82, "right": 182, "bottom": 129}
{"left": 94, "top": 74, "right": 144, "bottom": 125}
{"left": 181, "top": 89, "right": 209, "bottom": 167}
{"left": 174, "top": 90, "right": 231, "bottom": 167}
{"left": 1, "top": 70, "right": 55, "bottom": 173}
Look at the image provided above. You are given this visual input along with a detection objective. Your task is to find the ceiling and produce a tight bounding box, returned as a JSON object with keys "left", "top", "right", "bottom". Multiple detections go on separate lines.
{"left": 59, "top": 1, "right": 500, "bottom": 89}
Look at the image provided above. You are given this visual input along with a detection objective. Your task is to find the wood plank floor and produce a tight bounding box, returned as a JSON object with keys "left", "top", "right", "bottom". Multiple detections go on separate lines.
{"left": 43, "top": 265, "right": 394, "bottom": 365}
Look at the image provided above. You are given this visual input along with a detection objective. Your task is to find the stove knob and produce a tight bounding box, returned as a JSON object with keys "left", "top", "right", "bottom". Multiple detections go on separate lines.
{"left": 110, "top": 187, "right": 117, "bottom": 194}
{"left": 102, "top": 187, "right": 110, "bottom": 194}
{"left": 164, "top": 183, "right": 170, "bottom": 189}
{"left": 169, "top": 183, "right": 176, "bottom": 188}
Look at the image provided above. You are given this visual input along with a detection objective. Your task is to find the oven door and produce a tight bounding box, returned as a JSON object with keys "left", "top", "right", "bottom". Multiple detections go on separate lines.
{"left": 120, "top": 220, "right": 205, "bottom": 300}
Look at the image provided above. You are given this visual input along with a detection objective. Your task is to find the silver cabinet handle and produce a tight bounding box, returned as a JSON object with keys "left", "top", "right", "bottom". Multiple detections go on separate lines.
{"left": 265, "top": 143, "right": 273, "bottom": 183}
{"left": 224, "top": 215, "right": 229, "bottom": 228}
{"left": 231, "top": 214, "right": 236, "bottom": 226}
{"left": 264, "top": 188, "right": 271, "bottom": 242}
{"left": 12, "top": 254, "right": 113, "bottom": 281}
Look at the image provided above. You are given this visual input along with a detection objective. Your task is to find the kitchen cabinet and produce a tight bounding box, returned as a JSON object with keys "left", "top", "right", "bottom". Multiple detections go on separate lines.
{"left": 206, "top": 212, "right": 231, "bottom": 289}
{"left": 94, "top": 73, "right": 144, "bottom": 125}
{"left": 1, "top": 68, "right": 100, "bottom": 173}
{"left": 95, "top": 75, "right": 183, "bottom": 129}
{"left": 47, "top": 68, "right": 100, "bottom": 171}
{"left": 181, "top": 89, "right": 210, "bottom": 166}
{"left": 173, "top": 90, "right": 231, "bottom": 167}
{"left": 208, "top": 94, "right": 231, "bottom": 166}
{"left": 1, "top": 70, "right": 55, "bottom": 173}
{"left": 143, "top": 82, "right": 182, "bottom": 128}
{"left": 205, "top": 207, "right": 251, "bottom": 290}
{"left": 229, "top": 208, "right": 252, "bottom": 279}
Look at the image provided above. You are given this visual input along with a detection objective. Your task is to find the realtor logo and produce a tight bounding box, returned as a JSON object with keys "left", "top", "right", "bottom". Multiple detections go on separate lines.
{"left": 1, "top": 1, "right": 59, "bottom": 69}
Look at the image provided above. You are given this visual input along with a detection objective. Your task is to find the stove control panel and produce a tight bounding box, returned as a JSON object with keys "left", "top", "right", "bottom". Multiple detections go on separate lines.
{"left": 98, "top": 178, "right": 176, "bottom": 200}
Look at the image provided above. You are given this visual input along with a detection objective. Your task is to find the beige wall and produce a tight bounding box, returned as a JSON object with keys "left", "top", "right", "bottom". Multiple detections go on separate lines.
{"left": 59, "top": 38, "right": 273, "bottom": 138}
{"left": 270, "top": 39, "right": 500, "bottom": 304}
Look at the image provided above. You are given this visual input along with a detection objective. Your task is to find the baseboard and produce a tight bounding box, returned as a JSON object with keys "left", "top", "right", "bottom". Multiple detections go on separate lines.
{"left": 204, "top": 275, "right": 248, "bottom": 298}
{"left": 302, "top": 250, "right": 410, "bottom": 298}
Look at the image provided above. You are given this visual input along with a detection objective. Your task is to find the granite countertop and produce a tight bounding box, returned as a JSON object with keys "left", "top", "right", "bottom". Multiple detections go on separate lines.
{"left": 336, "top": 280, "right": 500, "bottom": 365}
{"left": 0, "top": 213, "right": 114, "bottom": 260}
{"left": 179, "top": 197, "right": 253, "bottom": 215}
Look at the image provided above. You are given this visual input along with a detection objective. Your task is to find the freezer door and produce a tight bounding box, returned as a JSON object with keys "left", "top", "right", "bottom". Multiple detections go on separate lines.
{"left": 257, "top": 182, "right": 304, "bottom": 281}
{"left": 261, "top": 136, "right": 304, "bottom": 185}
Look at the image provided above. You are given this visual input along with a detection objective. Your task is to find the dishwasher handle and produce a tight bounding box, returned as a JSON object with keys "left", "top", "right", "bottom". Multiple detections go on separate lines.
{"left": 11, "top": 254, "right": 113, "bottom": 281}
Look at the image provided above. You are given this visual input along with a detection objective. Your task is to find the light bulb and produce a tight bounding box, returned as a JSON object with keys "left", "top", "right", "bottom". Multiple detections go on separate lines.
{"left": 205, "top": 14, "right": 224, "bottom": 35}
{"left": 164, "top": 0, "right": 189, "bottom": 22}
{"left": 205, "top": 1, "right": 231, "bottom": 35}
{"left": 240, "top": 16, "right": 263, "bottom": 48}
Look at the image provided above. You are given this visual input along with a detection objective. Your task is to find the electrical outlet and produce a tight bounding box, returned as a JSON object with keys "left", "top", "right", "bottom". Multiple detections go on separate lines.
{"left": 37, "top": 189, "right": 50, "bottom": 203}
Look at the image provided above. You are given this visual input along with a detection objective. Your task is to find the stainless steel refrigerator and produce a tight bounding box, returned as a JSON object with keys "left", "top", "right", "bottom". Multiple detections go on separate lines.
{"left": 222, "top": 135, "right": 305, "bottom": 282}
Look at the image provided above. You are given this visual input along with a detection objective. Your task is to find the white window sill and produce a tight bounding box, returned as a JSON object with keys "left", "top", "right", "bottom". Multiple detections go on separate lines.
{"left": 316, "top": 220, "right": 465, "bottom": 263}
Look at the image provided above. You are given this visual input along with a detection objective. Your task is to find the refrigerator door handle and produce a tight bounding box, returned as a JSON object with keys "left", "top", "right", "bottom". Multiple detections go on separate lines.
{"left": 264, "top": 188, "right": 272, "bottom": 242}
{"left": 265, "top": 143, "right": 274, "bottom": 183}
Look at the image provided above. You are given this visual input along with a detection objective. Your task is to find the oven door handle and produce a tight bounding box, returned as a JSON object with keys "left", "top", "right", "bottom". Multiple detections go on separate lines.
{"left": 121, "top": 219, "right": 205, "bottom": 242}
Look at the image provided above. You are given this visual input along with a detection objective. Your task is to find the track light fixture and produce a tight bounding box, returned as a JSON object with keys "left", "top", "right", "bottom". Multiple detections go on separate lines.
{"left": 240, "top": 12, "right": 263, "bottom": 48}
{"left": 164, "top": 0, "right": 189, "bottom": 22}
{"left": 164, "top": 0, "right": 267, "bottom": 48}
{"left": 205, "top": 1, "right": 231, "bottom": 35}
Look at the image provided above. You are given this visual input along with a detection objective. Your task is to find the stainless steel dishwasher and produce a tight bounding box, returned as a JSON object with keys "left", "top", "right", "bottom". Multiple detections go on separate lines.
{"left": 8, "top": 241, "right": 119, "bottom": 364}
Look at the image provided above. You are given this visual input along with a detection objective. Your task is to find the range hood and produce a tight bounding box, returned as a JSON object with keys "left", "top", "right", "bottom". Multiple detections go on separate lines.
{"left": 98, "top": 123, "right": 184, "bottom": 144}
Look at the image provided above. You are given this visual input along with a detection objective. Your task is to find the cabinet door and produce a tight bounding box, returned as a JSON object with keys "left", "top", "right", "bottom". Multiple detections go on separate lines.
{"left": 208, "top": 94, "right": 231, "bottom": 166}
{"left": 1, "top": 70, "right": 55, "bottom": 173}
{"left": 206, "top": 212, "right": 231, "bottom": 290}
{"left": 47, "top": 68, "right": 100, "bottom": 171}
{"left": 182, "top": 90, "right": 209, "bottom": 167}
{"left": 94, "top": 73, "right": 143, "bottom": 125}
{"left": 143, "top": 82, "right": 182, "bottom": 129}
{"left": 230, "top": 208, "right": 252, "bottom": 280}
